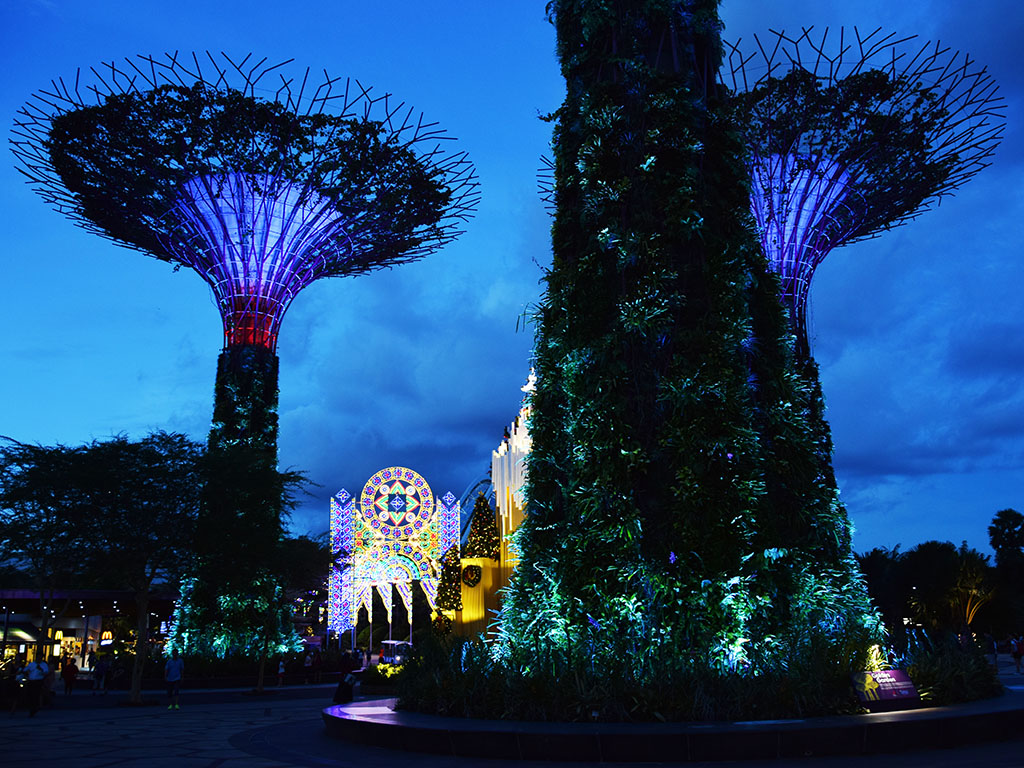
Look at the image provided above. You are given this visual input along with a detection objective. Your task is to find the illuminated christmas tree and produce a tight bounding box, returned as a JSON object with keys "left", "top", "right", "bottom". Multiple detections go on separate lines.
{"left": 463, "top": 492, "right": 499, "bottom": 560}
{"left": 437, "top": 544, "right": 462, "bottom": 612}
{"left": 12, "top": 53, "right": 479, "bottom": 458}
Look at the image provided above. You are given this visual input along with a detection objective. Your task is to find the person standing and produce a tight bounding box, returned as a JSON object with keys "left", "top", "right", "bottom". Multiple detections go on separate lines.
{"left": 164, "top": 649, "right": 184, "bottom": 710}
{"left": 5, "top": 655, "right": 25, "bottom": 714}
{"left": 1014, "top": 636, "right": 1024, "bottom": 674}
{"left": 303, "top": 651, "right": 313, "bottom": 684}
{"left": 333, "top": 651, "right": 356, "bottom": 704}
{"left": 42, "top": 662, "right": 57, "bottom": 708}
{"left": 92, "top": 655, "right": 109, "bottom": 695}
{"left": 61, "top": 658, "right": 79, "bottom": 695}
{"left": 23, "top": 655, "right": 48, "bottom": 716}
{"left": 312, "top": 649, "right": 323, "bottom": 684}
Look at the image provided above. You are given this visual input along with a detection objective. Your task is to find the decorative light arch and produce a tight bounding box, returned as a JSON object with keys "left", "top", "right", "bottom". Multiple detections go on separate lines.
{"left": 329, "top": 466, "right": 460, "bottom": 638}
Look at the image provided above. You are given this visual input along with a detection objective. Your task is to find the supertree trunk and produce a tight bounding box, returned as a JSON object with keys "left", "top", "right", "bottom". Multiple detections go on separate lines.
{"left": 501, "top": 0, "right": 878, "bottom": 678}
{"left": 209, "top": 345, "right": 280, "bottom": 459}
{"left": 723, "top": 28, "right": 1003, "bottom": 566}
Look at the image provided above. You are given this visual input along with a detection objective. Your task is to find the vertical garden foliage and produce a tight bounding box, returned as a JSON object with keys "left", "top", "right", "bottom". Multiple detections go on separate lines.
{"left": 209, "top": 345, "right": 281, "bottom": 459}
{"left": 500, "top": 0, "right": 879, "bottom": 682}
{"left": 171, "top": 343, "right": 293, "bottom": 659}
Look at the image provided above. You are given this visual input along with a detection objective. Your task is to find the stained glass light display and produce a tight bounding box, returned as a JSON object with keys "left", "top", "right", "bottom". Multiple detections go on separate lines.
{"left": 329, "top": 466, "right": 460, "bottom": 634}
{"left": 724, "top": 28, "right": 1004, "bottom": 354}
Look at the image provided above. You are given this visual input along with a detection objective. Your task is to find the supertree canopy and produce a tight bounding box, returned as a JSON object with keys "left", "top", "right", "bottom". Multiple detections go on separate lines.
{"left": 12, "top": 53, "right": 479, "bottom": 454}
{"left": 724, "top": 28, "right": 1004, "bottom": 354}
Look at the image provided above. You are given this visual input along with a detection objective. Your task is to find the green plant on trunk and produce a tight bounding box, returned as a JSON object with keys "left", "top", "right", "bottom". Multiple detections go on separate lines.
{"left": 168, "top": 445, "right": 309, "bottom": 691}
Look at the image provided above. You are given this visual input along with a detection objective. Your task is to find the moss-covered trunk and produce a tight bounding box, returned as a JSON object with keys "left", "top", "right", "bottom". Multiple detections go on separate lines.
{"left": 501, "top": 0, "right": 879, "bottom": 676}
{"left": 209, "top": 344, "right": 280, "bottom": 458}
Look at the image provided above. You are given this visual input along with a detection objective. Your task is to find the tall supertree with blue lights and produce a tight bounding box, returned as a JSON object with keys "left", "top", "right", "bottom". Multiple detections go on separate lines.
{"left": 12, "top": 53, "right": 479, "bottom": 459}
{"left": 12, "top": 54, "right": 478, "bottom": 659}
{"left": 724, "top": 28, "right": 1004, "bottom": 357}
{"left": 721, "top": 29, "right": 1004, "bottom": 563}
{"left": 492, "top": 1, "right": 886, "bottom": 723}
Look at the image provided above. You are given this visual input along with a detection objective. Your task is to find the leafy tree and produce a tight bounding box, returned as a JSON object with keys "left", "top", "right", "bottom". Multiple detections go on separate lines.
{"left": 279, "top": 533, "right": 335, "bottom": 643}
{"left": 77, "top": 433, "right": 203, "bottom": 704}
{"left": 949, "top": 543, "right": 994, "bottom": 630}
{"left": 463, "top": 493, "right": 499, "bottom": 560}
{"left": 898, "top": 541, "right": 995, "bottom": 633}
{"left": 0, "top": 438, "right": 91, "bottom": 660}
{"left": 988, "top": 509, "right": 1024, "bottom": 568}
{"left": 984, "top": 509, "right": 1024, "bottom": 634}
{"left": 856, "top": 546, "right": 907, "bottom": 632}
{"left": 902, "top": 541, "right": 961, "bottom": 631}
{"left": 0, "top": 432, "right": 203, "bottom": 698}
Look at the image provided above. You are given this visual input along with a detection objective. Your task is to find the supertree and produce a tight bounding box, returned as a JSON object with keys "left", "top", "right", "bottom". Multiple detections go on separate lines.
{"left": 11, "top": 53, "right": 479, "bottom": 458}
{"left": 719, "top": 29, "right": 1004, "bottom": 572}
{"left": 491, "top": 0, "right": 882, "bottom": 723}
{"left": 723, "top": 28, "right": 1004, "bottom": 357}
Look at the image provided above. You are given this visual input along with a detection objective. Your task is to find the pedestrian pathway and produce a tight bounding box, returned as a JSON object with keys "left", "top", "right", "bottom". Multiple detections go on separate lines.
{"left": 2, "top": 660, "right": 1023, "bottom": 767}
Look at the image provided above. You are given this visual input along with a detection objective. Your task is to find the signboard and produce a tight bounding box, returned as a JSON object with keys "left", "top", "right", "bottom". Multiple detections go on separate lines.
{"left": 851, "top": 669, "right": 920, "bottom": 711}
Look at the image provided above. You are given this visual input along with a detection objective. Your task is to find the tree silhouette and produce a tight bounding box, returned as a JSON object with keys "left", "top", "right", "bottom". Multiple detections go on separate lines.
{"left": 989, "top": 509, "right": 1024, "bottom": 568}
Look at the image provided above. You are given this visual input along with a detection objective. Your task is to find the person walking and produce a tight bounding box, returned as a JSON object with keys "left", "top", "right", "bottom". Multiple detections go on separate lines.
{"left": 61, "top": 658, "right": 79, "bottom": 695}
{"left": 312, "top": 649, "right": 323, "bottom": 684}
{"left": 1014, "top": 636, "right": 1024, "bottom": 674}
{"left": 303, "top": 651, "right": 313, "bottom": 684}
{"left": 23, "top": 655, "right": 48, "bottom": 716}
{"left": 164, "top": 649, "right": 184, "bottom": 710}
{"left": 92, "top": 655, "right": 109, "bottom": 695}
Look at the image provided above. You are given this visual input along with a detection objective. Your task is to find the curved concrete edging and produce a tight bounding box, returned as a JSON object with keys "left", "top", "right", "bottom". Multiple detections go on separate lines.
{"left": 322, "top": 688, "right": 1024, "bottom": 762}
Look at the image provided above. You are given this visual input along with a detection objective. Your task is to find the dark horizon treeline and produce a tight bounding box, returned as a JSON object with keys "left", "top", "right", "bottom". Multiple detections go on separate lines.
{"left": 857, "top": 508, "right": 1024, "bottom": 640}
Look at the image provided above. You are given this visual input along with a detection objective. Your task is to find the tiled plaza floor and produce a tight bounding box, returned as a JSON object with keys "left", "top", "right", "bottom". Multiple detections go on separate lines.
{"left": 2, "top": 658, "right": 1023, "bottom": 767}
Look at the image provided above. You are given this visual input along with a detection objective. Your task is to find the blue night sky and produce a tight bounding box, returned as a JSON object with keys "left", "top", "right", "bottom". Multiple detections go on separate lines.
{"left": 1, "top": 1, "right": 1022, "bottom": 557}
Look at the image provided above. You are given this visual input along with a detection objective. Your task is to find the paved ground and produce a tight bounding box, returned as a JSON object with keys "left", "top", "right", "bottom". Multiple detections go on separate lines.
{"left": 2, "top": 657, "right": 1023, "bottom": 767}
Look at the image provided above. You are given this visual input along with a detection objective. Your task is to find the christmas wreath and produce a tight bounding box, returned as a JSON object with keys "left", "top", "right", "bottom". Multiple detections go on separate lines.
{"left": 461, "top": 564, "right": 482, "bottom": 587}
{"left": 432, "top": 613, "right": 453, "bottom": 635}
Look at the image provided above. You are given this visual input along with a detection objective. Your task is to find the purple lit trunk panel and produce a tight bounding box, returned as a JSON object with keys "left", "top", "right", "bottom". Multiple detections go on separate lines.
{"left": 163, "top": 173, "right": 353, "bottom": 350}
{"left": 750, "top": 154, "right": 853, "bottom": 341}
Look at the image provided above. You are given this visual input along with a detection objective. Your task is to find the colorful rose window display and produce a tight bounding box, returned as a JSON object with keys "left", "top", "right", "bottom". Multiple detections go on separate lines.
{"left": 329, "top": 466, "right": 460, "bottom": 634}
